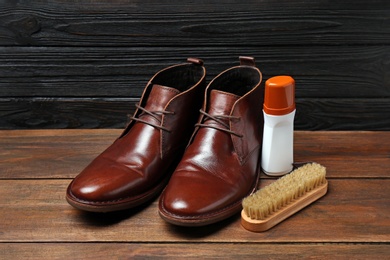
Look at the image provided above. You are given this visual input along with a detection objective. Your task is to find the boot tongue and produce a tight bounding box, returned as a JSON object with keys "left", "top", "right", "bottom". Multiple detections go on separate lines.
{"left": 203, "top": 90, "right": 240, "bottom": 126}
{"left": 207, "top": 90, "right": 239, "bottom": 116}
{"left": 139, "top": 84, "right": 180, "bottom": 123}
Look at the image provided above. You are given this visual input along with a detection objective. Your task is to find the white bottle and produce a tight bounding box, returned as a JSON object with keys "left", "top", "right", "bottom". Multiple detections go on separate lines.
{"left": 261, "top": 76, "right": 296, "bottom": 176}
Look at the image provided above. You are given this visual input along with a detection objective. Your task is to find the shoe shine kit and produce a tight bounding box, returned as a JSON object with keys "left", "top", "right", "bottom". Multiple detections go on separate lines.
{"left": 241, "top": 75, "right": 328, "bottom": 232}
{"left": 66, "top": 57, "right": 327, "bottom": 232}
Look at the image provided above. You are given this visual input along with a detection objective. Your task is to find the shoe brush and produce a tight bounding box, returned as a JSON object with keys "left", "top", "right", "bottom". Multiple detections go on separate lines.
{"left": 241, "top": 162, "right": 328, "bottom": 232}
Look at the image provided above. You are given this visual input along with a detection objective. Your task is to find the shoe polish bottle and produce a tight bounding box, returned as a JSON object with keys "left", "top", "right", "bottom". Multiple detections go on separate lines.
{"left": 261, "top": 75, "right": 296, "bottom": 176}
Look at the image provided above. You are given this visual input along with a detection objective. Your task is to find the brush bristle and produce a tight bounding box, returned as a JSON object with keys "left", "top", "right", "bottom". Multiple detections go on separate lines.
{"left": 242, "top": 162, "right": 326, "bottom": 220}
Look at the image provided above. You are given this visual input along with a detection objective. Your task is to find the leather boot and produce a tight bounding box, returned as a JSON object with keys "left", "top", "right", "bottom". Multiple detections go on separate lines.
{"left": 159, "top": 57, "right": 263, "bottom": 226}
{"left": 66, "top": 58, "right": 206, "bottom": 212}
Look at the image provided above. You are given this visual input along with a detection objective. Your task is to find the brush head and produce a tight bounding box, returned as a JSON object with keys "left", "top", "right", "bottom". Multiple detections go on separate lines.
{"left": 241, "top": 162, "right": 328, "bottom": 232}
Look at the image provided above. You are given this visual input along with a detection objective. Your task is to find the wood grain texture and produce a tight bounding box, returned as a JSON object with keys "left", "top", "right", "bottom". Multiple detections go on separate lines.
{"left": 1, "top": 243, "right": 389, "bottom": 259}
{"left": 0, "top": 130, "right": 389, "bottom": 179}
{"left": 0, "top": 1, "right": 388, "bottom": 46}
{"left": 0, "top": 98, "right": 133, "bottom": 129}
{"left": 0, "top": 1, "right": 389, "bottom": 130}
{"left": 0, "top": 130, "right": 389, "bottom": 258}
{"left": 1, "top": 98, "right": 389, "bottom": 130}
{"left": 1, "top": 46, "right": 388, "bottom": 98}
{"left": 0, "top": 179, "right": 389, "bottom": 242}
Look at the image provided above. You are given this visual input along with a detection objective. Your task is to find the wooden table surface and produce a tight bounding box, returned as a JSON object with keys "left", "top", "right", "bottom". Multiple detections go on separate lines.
{"left": 0, "top": 130, "right": 389, "bottom": 259}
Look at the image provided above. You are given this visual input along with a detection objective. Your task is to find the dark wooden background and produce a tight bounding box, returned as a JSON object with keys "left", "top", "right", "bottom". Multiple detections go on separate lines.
{"left": 1, "top": 0, "right": 389, "bottom": 130}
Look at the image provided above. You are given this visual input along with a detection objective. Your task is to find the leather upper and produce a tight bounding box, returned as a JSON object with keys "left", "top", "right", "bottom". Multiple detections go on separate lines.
{"left": 159, "top": 61, "right": 263, "bottom": 224}
{"left": 67, "top": 60, "right": 206, "bottom": 209}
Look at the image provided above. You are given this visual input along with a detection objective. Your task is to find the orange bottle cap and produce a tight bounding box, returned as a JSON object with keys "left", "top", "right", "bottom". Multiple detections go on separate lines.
{"left": 263, "top": 76, "right": 295, "bottom": 115}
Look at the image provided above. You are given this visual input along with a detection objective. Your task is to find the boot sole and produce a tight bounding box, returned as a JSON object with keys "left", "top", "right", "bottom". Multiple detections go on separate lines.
{"left": 66, "top": 174, "right": 170, "bottom": 213}
{"left": 158, "top": 171, "right": 260, "bottom": 227}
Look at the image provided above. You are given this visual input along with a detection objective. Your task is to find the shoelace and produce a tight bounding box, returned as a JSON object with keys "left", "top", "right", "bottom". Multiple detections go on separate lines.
{"left": 195, "top": 109, "right": 243, "bottom": 137}
{"left": 129, "top": 103, "right": 174, "bottom": 132}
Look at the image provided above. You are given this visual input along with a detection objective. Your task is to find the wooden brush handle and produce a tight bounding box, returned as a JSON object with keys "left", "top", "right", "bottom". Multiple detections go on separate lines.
{"left": 241, "top": 181, "right": 328, "bottom": 232}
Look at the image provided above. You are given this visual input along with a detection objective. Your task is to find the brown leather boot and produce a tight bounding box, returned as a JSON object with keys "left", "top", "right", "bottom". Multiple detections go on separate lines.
{"left": 66, "top": 58, "right": 206, "bottom": 212}
{"left": 159, "top": 57, "right": 263, "bottom": 226}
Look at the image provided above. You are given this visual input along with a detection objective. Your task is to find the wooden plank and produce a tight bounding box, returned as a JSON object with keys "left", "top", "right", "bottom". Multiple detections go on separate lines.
{"left": 0, "top": 98, "right": 133, "bottom": 129}
{"left": 0, "top": 243, "right": 389, "bottom": 259}
{"left": 293, "top": 132, "right": 390, "bottom": 178}
{"left": 0, "top": 1, "right": 388, "bottom": 46}
{"left": 0, "top": 129, "right": 117, "bottom": 179}
{"left": 296, "top": 98, "right": 390, "bottom": 130}
{"left": 0, "top": 130, "right": 389, "bottom": 179}
{"left": 1, "top": 98, "right": 390, "bottom": 130}
{"left": 0, "top": 179, "right": 388, "bottom": 242}
{"left": 1, "top": 46, "right": 389, "bottom": 98}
